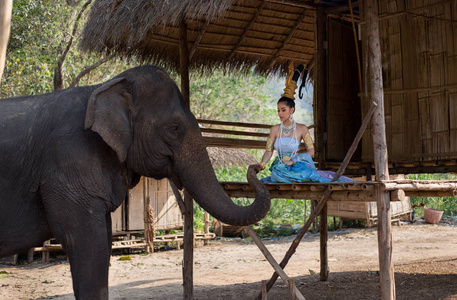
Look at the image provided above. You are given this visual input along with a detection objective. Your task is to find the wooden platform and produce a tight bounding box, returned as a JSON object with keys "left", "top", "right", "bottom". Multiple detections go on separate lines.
{"left": 31, "top": 232, "right": 216, "bottom": 263}
{"left": 220, "top": 180, "right": 457, "bottom": 200}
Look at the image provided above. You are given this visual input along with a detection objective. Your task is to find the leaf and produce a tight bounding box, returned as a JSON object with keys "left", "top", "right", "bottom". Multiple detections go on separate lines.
{"left": 117, "top": 256, "right": 132, "bottom": 261}
{"left": 42, "top": 280, "right": 54, "bottom": 284}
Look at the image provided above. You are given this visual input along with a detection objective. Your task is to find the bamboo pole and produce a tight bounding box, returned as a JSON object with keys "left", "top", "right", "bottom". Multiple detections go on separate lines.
{"left": 365, "top": 0, "right": 395, "bottom": 298}
{"left": 179, "top": 18, "right": 193, "bottom": 300}
{"left": 256, "top": 102, "right": 378, "bottom": 299}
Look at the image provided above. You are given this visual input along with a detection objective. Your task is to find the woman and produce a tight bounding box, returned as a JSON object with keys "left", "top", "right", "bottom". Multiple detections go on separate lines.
{"left": 256, "top": 85, "right": 352, "bottom": 183}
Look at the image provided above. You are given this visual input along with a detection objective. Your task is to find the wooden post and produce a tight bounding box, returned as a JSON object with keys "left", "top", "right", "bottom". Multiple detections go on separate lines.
{"left": 182, "top": 191, "right": 194, "bottom": 300}
{"left": 365, "top": 0, "right": 395, "bottom": 299}
{"left": 143, "top": 177, "right": 154, "bottom": 253}
{"left": 204, "top": 212, "right": 209, "bottom": 245}
{"left": 179, "top": 18, "right": 193, "bottom": 300}
{"left": 180, "top": 19, "right": 190, "bottom": 109}
{"left": 319, "top": 202, "right": 328, "bottom": 281}
{"left": 316, "top": 8, "right": 328, "bottom": 273}
{"left": 315, "top": 6, "right": 327, "bottom": 168}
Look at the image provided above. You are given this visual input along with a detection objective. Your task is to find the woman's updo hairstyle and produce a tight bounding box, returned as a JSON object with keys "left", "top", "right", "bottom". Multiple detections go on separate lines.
{"left": 277, "top": 97, "right": 295, "bottom": 109}
{"left": 279, "top": 63, "right": 307, "bottom": 109}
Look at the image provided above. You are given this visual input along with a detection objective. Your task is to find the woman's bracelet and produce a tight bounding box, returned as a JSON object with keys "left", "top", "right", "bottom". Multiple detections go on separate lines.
{"left": 260, "top": 162, "right": 266, "bottom": 169}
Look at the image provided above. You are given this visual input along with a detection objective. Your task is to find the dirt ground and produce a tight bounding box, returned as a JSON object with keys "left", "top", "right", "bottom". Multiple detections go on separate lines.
{"left": 1, "top": 220, "right": 457, "bottom": 300}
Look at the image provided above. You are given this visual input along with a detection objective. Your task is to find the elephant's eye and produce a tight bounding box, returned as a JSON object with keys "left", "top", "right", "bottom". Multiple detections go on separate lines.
{"left": 171, "top": 124, "right": 180, "bottom": 131}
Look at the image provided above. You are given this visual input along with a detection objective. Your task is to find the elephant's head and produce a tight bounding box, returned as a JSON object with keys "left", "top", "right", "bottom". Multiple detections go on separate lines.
{"left": 84, "top": 65, "right": 270, "bottom": 226}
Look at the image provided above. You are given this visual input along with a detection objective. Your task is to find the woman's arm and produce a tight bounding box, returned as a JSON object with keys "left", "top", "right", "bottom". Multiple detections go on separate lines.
{"left": 299, "top": 124, "right": 315, "bottom": 157}
{"left": 256, "top": 126, "right": 277, "bottom": 170}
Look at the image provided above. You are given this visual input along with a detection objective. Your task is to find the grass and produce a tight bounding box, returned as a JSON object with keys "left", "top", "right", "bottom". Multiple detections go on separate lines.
{"left": 407, "top": 173, "right": 457, "bottom": 217}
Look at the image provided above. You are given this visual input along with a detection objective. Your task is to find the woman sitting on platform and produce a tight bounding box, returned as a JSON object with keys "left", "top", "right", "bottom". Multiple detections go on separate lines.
{"left": 256, "top": 64, "right": 352, "bottom": 183}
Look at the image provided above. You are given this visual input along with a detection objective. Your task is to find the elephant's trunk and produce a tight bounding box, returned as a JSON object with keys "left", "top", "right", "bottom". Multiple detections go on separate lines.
{"left": 175, "top": 131, "right": 271, "bottom": 226}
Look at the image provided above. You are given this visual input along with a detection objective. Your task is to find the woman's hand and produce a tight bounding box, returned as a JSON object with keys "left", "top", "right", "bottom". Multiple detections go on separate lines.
{"left": 256, "top": 162, "right": 266, "bottom": 170}
{"left": 284, "top": 160, "right": 295, "bottom": 166}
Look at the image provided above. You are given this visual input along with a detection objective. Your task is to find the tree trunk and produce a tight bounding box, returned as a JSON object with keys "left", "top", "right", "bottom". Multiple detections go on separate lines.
{"left": 0, "top": 0, "right": 12, "bottom": 83}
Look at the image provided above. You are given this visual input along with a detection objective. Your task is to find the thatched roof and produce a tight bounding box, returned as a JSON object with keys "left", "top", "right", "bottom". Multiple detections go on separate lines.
{"left": 207, "top": 147, "right": 257, "bottom": 168}
{"left": 80, "top": 0, "right": 322, "bottom": 76}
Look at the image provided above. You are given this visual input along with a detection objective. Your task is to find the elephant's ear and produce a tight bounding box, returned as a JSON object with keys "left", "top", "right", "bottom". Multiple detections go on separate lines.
{"left": 85, "top": 77, "right": 133, "bottom": 162}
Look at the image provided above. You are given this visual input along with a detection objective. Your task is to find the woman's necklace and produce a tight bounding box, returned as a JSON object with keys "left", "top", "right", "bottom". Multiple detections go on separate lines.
{"left": 281, "top": 121, "right": 294, "bottom": 137}
{"left": 278, "top": 121, "right": 298, "bottom": 159}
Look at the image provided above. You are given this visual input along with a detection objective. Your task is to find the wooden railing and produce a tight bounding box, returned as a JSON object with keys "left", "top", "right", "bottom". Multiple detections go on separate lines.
{"left": 198, "top": 119, "right": 313, "bottom": 151}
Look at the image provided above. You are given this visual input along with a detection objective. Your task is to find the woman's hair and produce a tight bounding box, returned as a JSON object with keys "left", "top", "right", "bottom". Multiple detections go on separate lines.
{"left": 277, "top": 97, "right": 295, "bottom": 109}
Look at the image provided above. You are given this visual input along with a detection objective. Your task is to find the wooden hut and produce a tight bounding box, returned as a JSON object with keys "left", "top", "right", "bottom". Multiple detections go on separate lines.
{"left": 80, "top": 0, "right": 457, "bottom": 299}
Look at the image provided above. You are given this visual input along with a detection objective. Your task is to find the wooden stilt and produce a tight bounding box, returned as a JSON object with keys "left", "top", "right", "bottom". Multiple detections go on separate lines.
{"left": 319, "top": 202, "right": 328, "bottom": 281}
{"left": 261, "top": 280, "right": 268, "bottom": 300}
{"left": 365, "top": 0, "right": 395, "bottom": 299}
{"left": 204, "top": 212, "right": 209, "bottom": 245}
{"left": 27, "top": 248, "right": 34, "bottom": 264}
{"left": 179, "top": 18, "right": 193, "bottom": 300}
{"left": 143, "top": 177, "right": 154, "bottom": 253}
{"left": 183, "top": 191, "right": 194, "bottom": 300}
{"left": 255, "top": 102, "right": 378, "bottom": 299}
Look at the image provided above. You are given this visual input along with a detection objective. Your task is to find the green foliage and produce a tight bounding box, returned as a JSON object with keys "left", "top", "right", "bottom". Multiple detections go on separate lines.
{"left": 186, "top": 70, "right": 278, "bottom": 125}
{"left": 407, "top": 173, "right": 457, "bottom": 217}
{"left": 2, "top": 0, "right": 134, "bottom": 98}
{"left": 117, "top": 256, "right": 132, "bottom": 261}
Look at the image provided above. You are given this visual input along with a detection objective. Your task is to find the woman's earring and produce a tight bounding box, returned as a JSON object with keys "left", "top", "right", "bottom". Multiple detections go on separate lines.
{"left": 290, "top": 114, "right": 294, "bottom": 122}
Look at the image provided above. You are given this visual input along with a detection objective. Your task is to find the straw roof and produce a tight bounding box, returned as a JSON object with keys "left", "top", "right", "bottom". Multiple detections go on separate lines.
{"left": 80, "top": 0, "right": 320, "bottom": 76}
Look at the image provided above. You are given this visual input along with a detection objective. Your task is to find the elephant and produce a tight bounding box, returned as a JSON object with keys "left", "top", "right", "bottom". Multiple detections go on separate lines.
{"left": 0, "top": 65, "right": 270, "bottom": 299}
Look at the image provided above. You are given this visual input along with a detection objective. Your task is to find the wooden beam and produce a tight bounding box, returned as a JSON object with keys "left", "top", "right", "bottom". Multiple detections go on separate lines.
{"left": 267, "top": 8, "right": 309, "bottom": 70}
{"left": 189, "top": 21, "right": 210, "bottom": 60}
{"left": 200, "top": 127, "right": 269, "bottom": 138}
{"left": 198, "top": 119, "right": 272, "bottom": 129}
{"left": 365, "top": 0, "right": 395, "bottom": 298}
{"left": 266, "top": 0, "right": 318, "bottom": 9}
{"left": 225, "top": 189, "right": 405, "bottom": 202}
{"left": 228, "top": 1, "right": 265, "bottom": 60}
{"left": 244, "top": 226, "right": 305, "bottom": 300}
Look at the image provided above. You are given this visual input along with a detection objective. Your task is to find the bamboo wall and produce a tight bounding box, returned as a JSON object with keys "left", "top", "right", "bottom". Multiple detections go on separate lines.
{"left": 360, "top": 0, "right": 457, "bottom": 163}
{"left": 111, "top": 177, "right": 183, "bottom": 232}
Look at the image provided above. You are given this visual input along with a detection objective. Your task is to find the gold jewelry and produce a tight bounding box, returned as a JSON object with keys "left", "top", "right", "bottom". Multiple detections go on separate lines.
{"left": 304, "top": 132, "right": 314, "bottom": 150}
{"left": 282, "top": 155, "right": 290, "bottom": 163}
{"left": 260, "top": 162, "right": 267, "bottom": 169}
{"left": 281, "top": 62, "right": 298, "bottom": 100}
{"left": 266, "top": 137, "right": 274, "bottom": 152}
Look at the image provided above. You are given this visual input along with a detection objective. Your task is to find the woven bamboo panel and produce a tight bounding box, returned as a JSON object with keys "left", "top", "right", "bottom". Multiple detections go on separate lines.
{"left": 360, "top": 0, "right": 457, "bottom": 164}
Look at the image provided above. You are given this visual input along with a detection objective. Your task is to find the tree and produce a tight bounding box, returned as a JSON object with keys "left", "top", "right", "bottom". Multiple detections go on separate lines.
{"left": 188, "top": 70, "right": 278, "bottom": 125}
{"left": 0, "top": 0, "right": 12, "bottom": 83}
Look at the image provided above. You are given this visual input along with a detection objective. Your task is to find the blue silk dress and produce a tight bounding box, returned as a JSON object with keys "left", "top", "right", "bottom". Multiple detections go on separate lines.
{"left": 260, "top": 137, "right": 353, "bottom": 183}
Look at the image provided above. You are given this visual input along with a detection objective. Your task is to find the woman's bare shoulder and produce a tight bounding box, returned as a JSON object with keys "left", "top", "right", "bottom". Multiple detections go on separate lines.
{"left": 296, "top": 123, "right": 309, "bottom": 132}
{"left": 270, "top": 124, "right": 281, "bottom": 131}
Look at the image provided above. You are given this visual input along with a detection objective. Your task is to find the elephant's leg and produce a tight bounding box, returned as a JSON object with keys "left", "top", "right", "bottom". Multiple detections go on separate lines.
{"left": 0, "top": 195, "right": 52, "bottom": 258}
{"left": 43, "top": 198, "right": 112, "bottom": 300}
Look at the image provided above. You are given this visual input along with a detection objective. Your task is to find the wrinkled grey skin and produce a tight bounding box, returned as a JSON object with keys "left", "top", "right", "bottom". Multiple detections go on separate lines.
{"left": 0, "top": 65, "right": 270, "bottom": 299}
